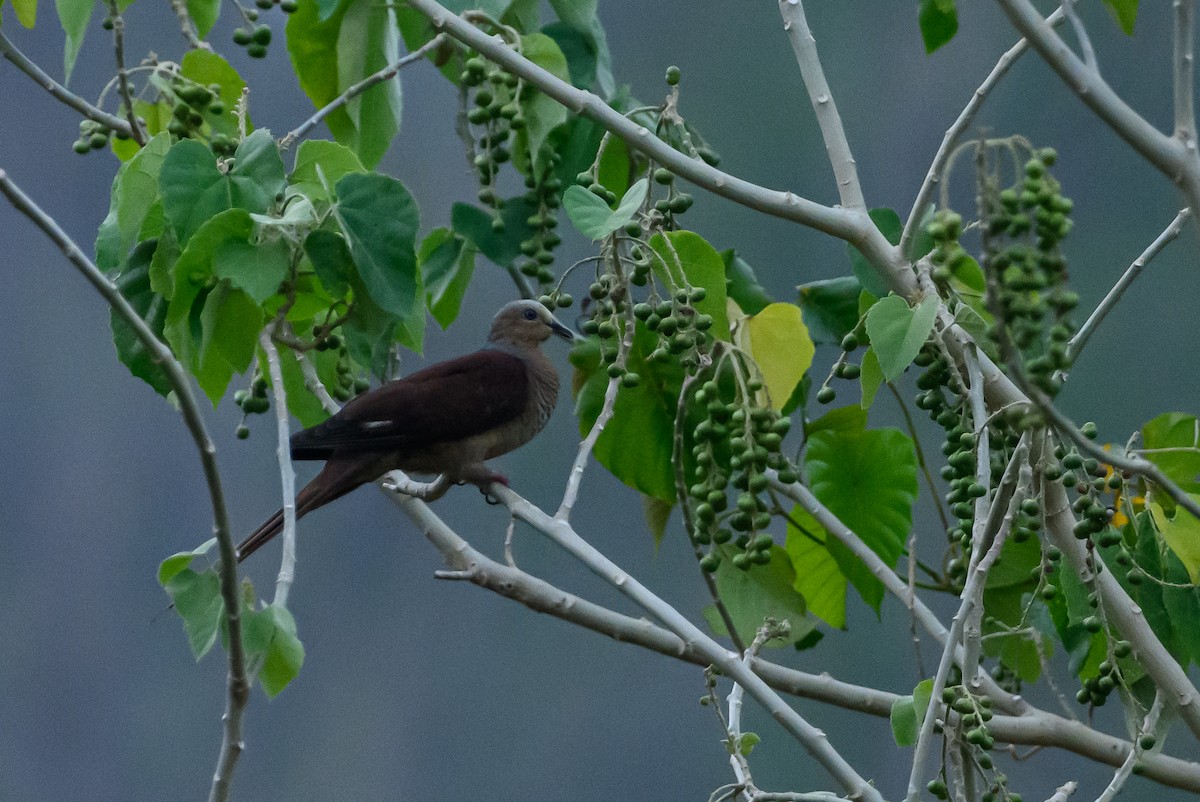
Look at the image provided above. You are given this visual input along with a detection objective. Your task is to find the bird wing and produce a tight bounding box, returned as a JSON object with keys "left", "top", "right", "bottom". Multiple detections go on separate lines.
{"left": 289, "top": 349, "right": 530, "bottom": 459}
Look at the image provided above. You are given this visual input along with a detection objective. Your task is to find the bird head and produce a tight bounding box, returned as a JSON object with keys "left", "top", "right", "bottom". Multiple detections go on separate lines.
{"left": 489, "top": 300, "right": 575, "bottom": 348}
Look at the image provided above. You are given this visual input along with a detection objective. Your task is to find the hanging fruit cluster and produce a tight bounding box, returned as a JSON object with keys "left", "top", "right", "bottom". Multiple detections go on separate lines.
{"left": 687, "top": 370, "right": 795, "bottom": 572}
{"left": 977, "top": 146, "right": 1078, "bottom": 396}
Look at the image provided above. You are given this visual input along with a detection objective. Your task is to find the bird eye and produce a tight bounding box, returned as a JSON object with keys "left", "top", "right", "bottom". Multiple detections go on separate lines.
{"left": 523, "top": 309, "right": 538, "bottom": 321}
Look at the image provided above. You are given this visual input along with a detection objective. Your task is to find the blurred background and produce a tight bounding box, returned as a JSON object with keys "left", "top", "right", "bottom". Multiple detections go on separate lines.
{"left": 2, "top": 1, "right": 1198, "bottom": 799}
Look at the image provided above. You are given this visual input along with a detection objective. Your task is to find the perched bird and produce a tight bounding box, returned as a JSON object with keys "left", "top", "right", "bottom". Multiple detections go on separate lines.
{"left": 237, "top": 300, "right": 573, "bottom": 562}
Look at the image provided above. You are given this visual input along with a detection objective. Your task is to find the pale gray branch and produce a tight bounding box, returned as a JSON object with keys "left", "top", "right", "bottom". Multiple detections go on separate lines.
{"left": 0, "top": 170, "right": 249, "bottom": 802}
{"left": 1067, "top": 209, "right": 1190, "bottom": 362}
{"left": 0, "top": 30, "right": 136, "bottom": 139}
{"left": 776, "top": 0, "right": 865, "bottom": 210}
{"left": 259, "top": 333, "right": 298, "bottom": 608}
{"left": 1176, "top": 0, "right": 1197, "bottom": 148}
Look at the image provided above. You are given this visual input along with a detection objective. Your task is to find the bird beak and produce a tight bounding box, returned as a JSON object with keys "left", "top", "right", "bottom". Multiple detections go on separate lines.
{"left": 550, "top": 318, "right": 575, "bottom": 341}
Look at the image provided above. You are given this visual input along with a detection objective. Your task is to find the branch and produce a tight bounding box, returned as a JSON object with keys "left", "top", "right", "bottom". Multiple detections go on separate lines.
{"left": 776, "top": 0, "right": 865, "bottom": 210}
{"left": 1095, "top": 692, "right": 1165, "bottom": 802}
{"left": 900, "top": 7, "right": 1066, "bottom": 255}
{"left": 1061, "top": 0, "right": 1097, "bottom": 74}
{"left": 0, "top": 170, "right": 249, "bottom": 802}
{"left": 1067, "top": 208, "right": 1190, "bottom": 362}
{"left": 994, "top": 0, "right": 1200, "bottom": 214}
{"left": 905, "top": 444, "right": 1030, "bottom": 802}
{"left": 1043, "top": 476, "right": 1200, "bottom": 741}
{"left": 259, "top": 333, "right": 298, "bottom": 607}
{"left": 168, "top": 0, "right": 209, "bottom": 50}
{"left": 374, "top": 468, "right": 1200, "bottom": 791}
{"left": 280, "top": 33, "right": 448, "bottom": 150}
{"left": 770, "top": 476, "right": 1026, "bottom": 715}
{"left": 494, "top": 484, "right": 882, "bottom": 802}
{"left": 105, "top": 0, "right": 146, "bottom": 146}
{"left": 403, "top": 0, "right": 913, "bottom": 292}
{"left": 1176, "top": 0, "right": 1197, "bottom": 148}
{"left": 1043, "top": 781, "right": 1077, "bottom": 802}
{"left": 0, "top": 30, "right": 136, "bottom": 140}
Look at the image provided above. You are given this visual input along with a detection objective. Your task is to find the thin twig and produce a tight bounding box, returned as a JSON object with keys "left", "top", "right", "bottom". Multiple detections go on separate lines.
{"left": 104, "top": 0, "right": 146, "bottom": 146}
{"left": 899, "top": 7, "right": 1066, "bottom": 256}
{"left": 1067, "top": 208, "right": 1189, "bottom": 361}
{"left": 168, "top": 0, "right": 209, "bottom": 50}
{"left": 905, "top": 446, "right": 1030, "bottom": 802}
{"left": 1095, "top": 693, "right": 1165, "bottom": 802}
{"left": 0, "top": 30, "right": 136, "bottom": 139}
{"left": 259, "top": 333, "right": 298, "bottom": 608}
{"left": 1043, "top": 781, "right": 1077, "bottom": 802}
{"left": 280, "top": 34, "right": 448, "bottom": 150}
{"left": 771, "top": 476, "right": 1026, "bottom": 715}
{"left": 1175, "top": 0, "right": 1197, "bottom": 148}
{"left": 776, "top": 0, "right": 865, "bottom": 210}
{"left": 557, "top": 271, "right": 634, "bottom": 520}
{"left": 1061, "top": 0, "right": 1097, "bottom": 73}
{"left": 0, "top": 170, "right": 249, "bottom": 802}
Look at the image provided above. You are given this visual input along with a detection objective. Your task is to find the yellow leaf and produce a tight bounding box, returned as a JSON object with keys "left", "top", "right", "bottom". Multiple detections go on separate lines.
{"left": 747, "top": 303, "right": 815, "bottom": 409}
{"left": 1149, "top": 498, "right": 1200, "bottom": 583}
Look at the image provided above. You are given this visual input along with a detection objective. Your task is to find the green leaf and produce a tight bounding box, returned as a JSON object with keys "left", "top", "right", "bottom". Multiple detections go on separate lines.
{"left": 111, "top": 241, "right": 173, "bottom": 397}
{"left": 570, "top": 327, "right": 681, "bottom": 500}
{"left": 1142, "top": 412, "right": 1200, "bottom": 492}
{"left": 286, "top": 0, "right": 402, "bottom": 168}
{"left": 290, "top": 139, "right": 366, "bottom": 201}
{"left": 244, "top": 604, "right": 306, "bottom": 697}
{"left": 864, "top": 295, "right": 938, "bottom": 381}
{"left": 643, "top": 494, "right": 673, "bottom": 547}
{"left": 213, "top": 238, "right": 289, "bottom": 304}
{"left": 890, "top": 678, "right": 934, "bottom": 746}
{"left": 55, "top": 0, "right": 93, "bottom": 81}
{"left": 450, "top": 198, "right": 539, "bottom": 268}
{"left": 334, "top": 172, "right": 420, "bottom": 317}
{"left": 1149, "top": 499, "right": 1200, "bottom": 583}
{"left": 805, "top": 426, "right": 917, "bottom": 612}
{"left": 721, "top": 250, "right": 772, "bottom": 315}
{"left": 304, "top": 229, "right": 353, "bottom": 297}
{"left": 420, "top": 228, "right": 475, "bottom": 330}
{"left": 562, "top": 178, "right": 647, "bottom": 240}
{"left": 180, "top": 51, "right": 248, "bottom": 137}
{"left": 163, "top": 209, "right": 255, "bottom": 376}
{"left": 805, "top": 405, "right": 866, "bottom": 438}
{"left": 918, "top": 0, "right": 958, "bottom": 54}
{"left": 8, "top": 0, "right": 37, "bottom": 27}
{"left": 186, "top": 0, "right": 221, "bottom": 38}
{"left": 702, "top": 545, "right": 816, "bottom": 648}
{"left": 1102, "top": 0, "right": 1138, "bottom": 35}
{"left": 746, "top": 303, "right": 814, "bottom": 410}
{"left": 96, "top": 133, "right": 172, "bottom": 272}
{"left": 858, "top": 346, "right": 883, "bottom": 409}
{"left": 545, "top": 0, "right": 613, "bottom": 94}
{"left": 517, "top": 32, "right": 571, "bottom": 171}
{"left": 160, "top": 131, "right": 285, "bottom": 245}
{"left": 797, "top": 276, "right": 862, "bottom": 345}
{"left": 164, "top": 568, "right": 224, "bottom": 659}
{"left": 847, "top": 209, "right": 900, "bottom": 298}
{"left": 784, "top": 506, "right": 847, "bottom": 629}
{"left": 157, "top": 539, "right": 217, "bottom": 586}
{"left": 648, "top": 230, "right": 730, "bottom": 342}
{"left": 736, "top": 732, "right": 760, "bottom": 756}
{"left": 198, "top": 281, "right": 263, "bottom": 403}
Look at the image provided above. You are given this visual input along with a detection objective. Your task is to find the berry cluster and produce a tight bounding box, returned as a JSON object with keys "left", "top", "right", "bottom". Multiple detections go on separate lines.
{"left": 73, "top": 119, "right": 118, "bottom": 154}
{"left": 164, "top": 81, "right": 229, "bottom": 145}
{"left": 687, "top": 373, "right": 794, "bottom": 573}
{"left": 979, "top": 148, "right": 1078, "bottom": 396}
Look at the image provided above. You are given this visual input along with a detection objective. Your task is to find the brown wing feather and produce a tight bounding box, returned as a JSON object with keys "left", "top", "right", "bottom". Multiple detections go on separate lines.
{"left": 290, "top": 349, "right": 529, "bottom": 459}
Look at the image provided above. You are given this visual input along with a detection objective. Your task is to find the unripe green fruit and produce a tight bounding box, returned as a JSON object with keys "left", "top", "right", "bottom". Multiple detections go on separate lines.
{"left": 653, "top": 167, "right": 674, "bottom": 184}
{"left": 816, "top": 386, "right": 835, "bottom": 404}
{"left": 233, "top": 27, "right": 253, "bottom": 45}
{"left": 236, "top": 424, "right": 251, "bottom": 439}
{"left": 665, "top": 65, "right": 681, "bottom": 85}
{"left": 247, "top": 43, "right": 268, "bottom": 58}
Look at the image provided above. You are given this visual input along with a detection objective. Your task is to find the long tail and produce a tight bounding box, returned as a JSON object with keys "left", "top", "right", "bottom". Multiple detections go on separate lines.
{"left": 236, "top": 459, "right": 368, "bottom": 563}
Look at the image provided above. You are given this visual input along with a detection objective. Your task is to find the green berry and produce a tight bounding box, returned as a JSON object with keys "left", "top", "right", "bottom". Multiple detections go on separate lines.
{"left": 665, "top": 65, "right": 681, "bottom": 85}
